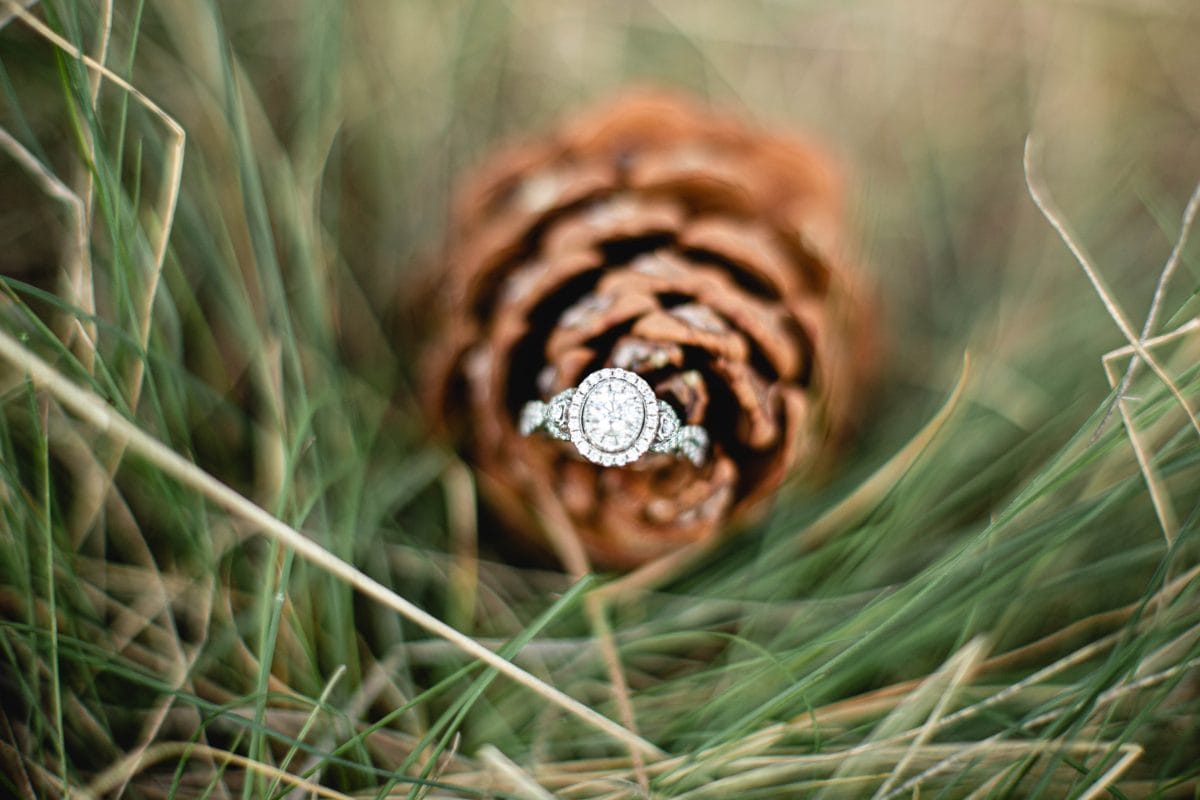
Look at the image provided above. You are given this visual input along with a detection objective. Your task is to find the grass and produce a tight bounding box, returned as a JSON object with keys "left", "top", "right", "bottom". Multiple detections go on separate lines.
{"left": 1, "top": 0, "right": 1199, "bottom": 797}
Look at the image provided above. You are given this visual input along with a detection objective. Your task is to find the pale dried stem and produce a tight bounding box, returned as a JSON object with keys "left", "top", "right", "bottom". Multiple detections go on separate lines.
{"left": 1010, "top": 631, "right": 1200, "bottom": 738}
{"left": 1134, "top": 617, "right": 1200, "bottom": 679}
{"left": 87, "top": 0, "right": 112, "bottom": 106}
{"left": 84, "top": 742, "right": 356, "bottom": 800}
{"left": 267, "top": 665, "right": 347, "bottom": 800}
{"left": 417, "top": 733, "right": 462, "bottom": 800}
{"left": 44, "top": 404, "right": 110, "bottom": 551}
{"left": 585, "top": 596, "right": 650, "bottom": 795}
{"left": 1023, "top": 136, "right": 1199, "bottom": 438}
{"left": 479, "top": 745, "right": 558, "bottom": 800}
{"left": 1075, "top": 744, "right": 1146, "bottom": 800}
{"left": 251, "top": 335, "right": 287, "bottom": 509}
{"left": 960, "top": 761, "right": 1018, "bottom": 800}
{"left": 889, "top": 740, "right": 1142, "bottom": 800}
{"left": 869, "top": 638, "right": 988, "bottom": 799}
{"left": 1101, "top": 180, "right": 1200, "bottom": 437}
{"left": 65, "top": 0, "right": 112, "bottom": 375}
{"left": 1101, "top": 318, "right": 1200, "bottom": 542}
{"left": 0, "top": 127, "right": 92, "bottom": 358}
{"left": 0, "top": 0, "right": 35, "bottom": 27}
{"left": 1097, "top": 654, "right": 1200, "bottom": 711}
{"left": 283, "top": 648, "right": 411, "bottom": 800}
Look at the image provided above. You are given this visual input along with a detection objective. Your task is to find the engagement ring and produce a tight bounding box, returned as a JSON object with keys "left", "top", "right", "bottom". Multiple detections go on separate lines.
{"left": 519, "top": 367, "right": 709, "bottom": 467}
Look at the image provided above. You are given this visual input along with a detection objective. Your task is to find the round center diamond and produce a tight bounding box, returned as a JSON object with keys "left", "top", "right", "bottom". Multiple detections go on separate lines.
{"left": 567, "top": 368, "right": 660, "bottom": 466}
{"left": 581, "top": 379, "right": 645, "bottom": 452}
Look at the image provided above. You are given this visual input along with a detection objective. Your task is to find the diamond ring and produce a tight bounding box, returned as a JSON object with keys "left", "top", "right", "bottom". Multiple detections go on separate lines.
{"left": 519, "top": 367, "right": 709, "bottom": 467}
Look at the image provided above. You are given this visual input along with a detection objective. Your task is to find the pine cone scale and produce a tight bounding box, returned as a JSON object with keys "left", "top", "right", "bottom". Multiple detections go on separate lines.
{"left": 595, "top": 257, "right": 803, "bottom": 380}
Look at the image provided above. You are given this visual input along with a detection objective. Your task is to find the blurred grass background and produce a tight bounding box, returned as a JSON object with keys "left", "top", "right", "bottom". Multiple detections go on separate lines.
{"left": 1, "top": 0, "right": 1199, "bottom": 797}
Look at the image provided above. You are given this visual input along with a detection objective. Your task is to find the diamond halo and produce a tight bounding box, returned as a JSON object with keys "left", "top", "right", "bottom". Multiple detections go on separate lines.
{"left": 519, "top": 368, "right": 708, "bottom": 467}
{"left": 566, "top": 368, "right": 660, "bottom": 466}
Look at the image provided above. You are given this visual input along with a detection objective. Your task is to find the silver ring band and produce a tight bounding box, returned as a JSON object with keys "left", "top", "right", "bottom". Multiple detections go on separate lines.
{"left": 519, "top": 367, "right": 709, "bottom": 467}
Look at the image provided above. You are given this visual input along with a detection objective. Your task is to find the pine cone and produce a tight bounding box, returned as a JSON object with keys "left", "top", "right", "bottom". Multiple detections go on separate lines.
{"left": 425, "top": 91, "right": 872, "bottom": 569}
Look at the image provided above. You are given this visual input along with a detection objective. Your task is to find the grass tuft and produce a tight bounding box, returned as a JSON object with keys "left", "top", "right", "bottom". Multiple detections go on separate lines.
{"left": 1, "top": 0, "right": 1199, "bottom": 797}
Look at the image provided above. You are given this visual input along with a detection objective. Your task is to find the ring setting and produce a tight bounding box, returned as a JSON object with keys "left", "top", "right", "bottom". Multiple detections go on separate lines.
{"left": 519, "top": 367, "right": 709, "bottom": 467}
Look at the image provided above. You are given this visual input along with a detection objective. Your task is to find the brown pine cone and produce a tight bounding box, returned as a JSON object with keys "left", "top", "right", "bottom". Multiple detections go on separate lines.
{"left": 425, "top": 91, "right": 873, "bottom": 569}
